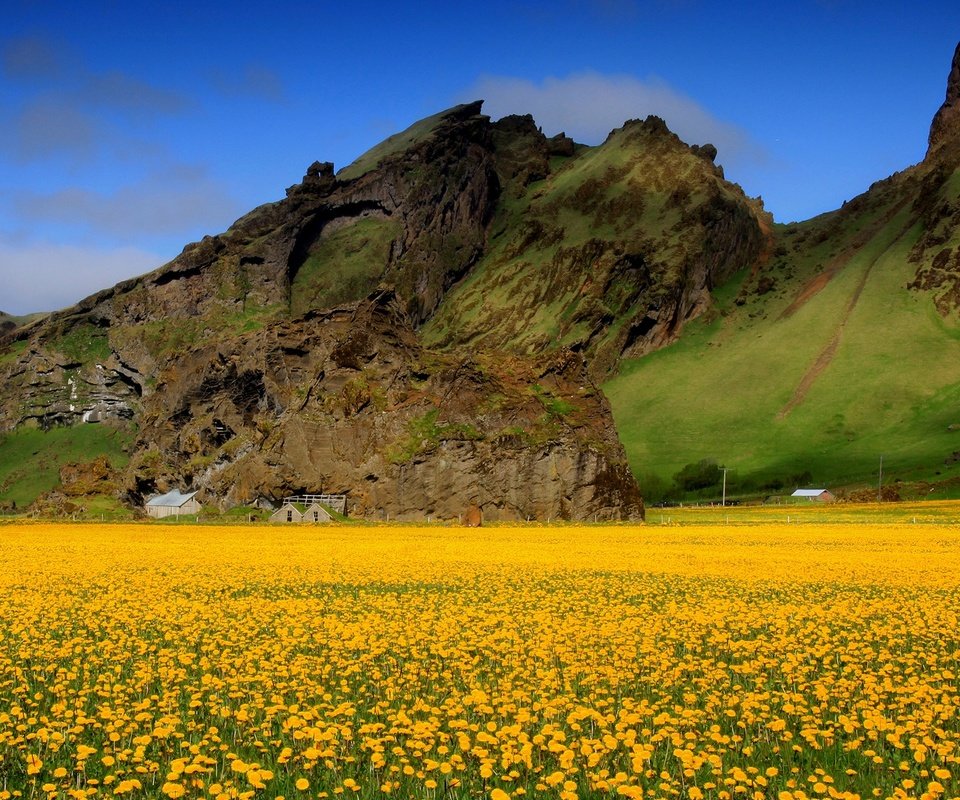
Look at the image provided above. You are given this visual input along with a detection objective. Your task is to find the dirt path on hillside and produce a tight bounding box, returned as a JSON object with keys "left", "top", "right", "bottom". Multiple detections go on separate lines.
{"left": 776, "top": 205, "right": 911, "bottom": 419}
{"left": 776, "top": 264, "right": 874, "bottom": 419}
{"left": 779, "top": 198, "right": 911, "bottom": 321}
{"left": 779, "top": 258, "right": 846, "bottom": 319}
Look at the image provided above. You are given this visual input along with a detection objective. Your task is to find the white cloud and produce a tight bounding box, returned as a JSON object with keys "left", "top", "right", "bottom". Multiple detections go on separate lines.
{"left": 0, "top": 239, "right": 163, "bottom": 315}
{"left": 465, "top": 71, "right": 764, "bottom": 166}
{"left": 2, "top": 35, "right": 190, "bottom": 167}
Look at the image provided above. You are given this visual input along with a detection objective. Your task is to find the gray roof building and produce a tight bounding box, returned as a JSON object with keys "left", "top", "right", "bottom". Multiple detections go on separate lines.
{"left": 145, "top": 489, "right": 201, "bottom": 518}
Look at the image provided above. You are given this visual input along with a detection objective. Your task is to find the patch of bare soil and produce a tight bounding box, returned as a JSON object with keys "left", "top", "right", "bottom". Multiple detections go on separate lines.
{"left": 750, "top": 213, "right": 775, "bottom": 278}
{"left": 779, "top": 266, "right": 841, "bottom": 319}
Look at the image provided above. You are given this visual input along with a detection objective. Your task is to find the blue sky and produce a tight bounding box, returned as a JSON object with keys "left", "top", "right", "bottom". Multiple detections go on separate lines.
{"left": 2, "top": 0, "right": 959, "bottom": 314}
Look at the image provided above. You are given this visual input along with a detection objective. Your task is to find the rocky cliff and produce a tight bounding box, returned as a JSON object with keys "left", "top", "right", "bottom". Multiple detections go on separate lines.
{"left": 928, "top": 42, "right": 960, "bottom": 159}
{"left": 0, "top": 97, "right": 775, "bottom": 518}
{"left": 423, "top": 115, "right": 768, "bottom": 378}
{"left": 123, "top": 290, "right": 641, "bottom": 521}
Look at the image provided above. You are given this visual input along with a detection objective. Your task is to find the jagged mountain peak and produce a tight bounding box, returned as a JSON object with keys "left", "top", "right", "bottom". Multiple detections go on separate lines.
{"left": 927, "top": 41, "right": 960, "bottom": 159}
{"left": 336, "top": 101, "right": 487, "bottom": 182}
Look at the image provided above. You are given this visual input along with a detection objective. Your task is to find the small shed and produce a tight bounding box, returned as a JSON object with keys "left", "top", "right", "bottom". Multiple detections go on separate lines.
{"left": 304, "top": 503, "right": 332, "bottom": 523}
{"left": 270, "top": 494, "right": 343, "bottom": 523}
{"left": 270, "top": 501, "right": 333, "bottom": 523}
{"left": 791, "top": 488, "right": 836, "bottom": 503}
{"left": 145, "top": 489, "right": 201, "bottom": 518}
{"left": 271, "top": 501, "right": 307, "bottom": 523}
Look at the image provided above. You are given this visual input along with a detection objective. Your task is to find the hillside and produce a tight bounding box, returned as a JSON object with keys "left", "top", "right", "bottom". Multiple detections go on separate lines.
{"left": 0, "top": 310, "right": 45, "bottom": 337}
{"left": 423, "top": 115, "right": 767, "bottom": 378}
{"left": 2, "top": 42, "right": 959, "bottom": 515}
{"left": 0, "top": 103, "right": 648, "bottom": 520}
{"left": 605, "top": 42, "right": 960, "bottom": 500}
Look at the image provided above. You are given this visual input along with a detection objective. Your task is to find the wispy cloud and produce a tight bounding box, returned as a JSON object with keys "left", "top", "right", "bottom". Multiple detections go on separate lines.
{"left": 9, "top": 99, "right": 100, "bottom": 162}
{"left": 465, "top": 71, "right": 765, "bottom": 167}
{"left": 84, "top": 71, "right": 190, "bottom": 116}
{"left": 14, "top": 165, "right": 243, "bottom": 239}
{"left": 1, "top": 34, "right": 238, "bottom": 246}
{"left": 210, "top": 63, "right": 286, "bottom": 103}
{"left": 2, "top": 35, "right": 190, "bottom": 165}
{"left": 0, "top": 237, "right": 163, "bottom": 315}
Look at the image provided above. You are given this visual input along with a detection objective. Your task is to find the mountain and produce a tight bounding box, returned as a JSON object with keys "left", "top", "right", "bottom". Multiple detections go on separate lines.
{"left": 0, "top": 311, "right": 46, "bottom": 337}
{"left": 604, "top": 41, "right": 960, "bottom": 500}
{"left": 0, "top": 102, "right": 652, "bottom": 520}
{"left": 2, "top": 41, "right": 958, "bottom": 515}
{"left": 423, "top": 115, "right": 767, "bottom": 377}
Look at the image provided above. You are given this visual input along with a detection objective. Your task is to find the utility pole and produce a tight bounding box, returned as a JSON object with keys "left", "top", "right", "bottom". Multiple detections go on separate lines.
{"left": 721, "top": 468, "right": 728, "bottom": 507}
{"left": 878, "top": 455, "right": 883, "bottom": 503}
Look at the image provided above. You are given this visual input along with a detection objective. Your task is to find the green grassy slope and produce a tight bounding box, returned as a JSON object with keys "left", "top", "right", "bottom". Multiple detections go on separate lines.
{"left": 604, "top": 168, "right": 960, "bottom": 499}
{"left": 422, "top": 119, "right": 765, "bottom": 375}
{"left": 0, "top": 425, "right": 132, "bottom": 508}
{"left": 337, "top": 104, "right": 478, "bottom": 181}
{"left": 291, "top": 217, "right": 401, "bottom": 315}
{"left": 0, "top": 310, "right": 46, "bottom": 334}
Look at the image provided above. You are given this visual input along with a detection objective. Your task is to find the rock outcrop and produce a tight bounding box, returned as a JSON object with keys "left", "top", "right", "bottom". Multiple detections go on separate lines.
{"left": 928, "top": 41, "right": 960, "bottom": 159}
{"left": 424, "top": 114, "right": 769, "bottom": 378}
{"left": 124, "top": 291, "right": 642, "bottom": 521}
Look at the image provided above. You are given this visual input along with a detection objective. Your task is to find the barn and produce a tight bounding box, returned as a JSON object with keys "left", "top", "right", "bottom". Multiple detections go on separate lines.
{"left": 145, "top": 489, "right": 201, "bottom": 518}
{"left": 790, "top": 488, "right": 836, "bottom": 503}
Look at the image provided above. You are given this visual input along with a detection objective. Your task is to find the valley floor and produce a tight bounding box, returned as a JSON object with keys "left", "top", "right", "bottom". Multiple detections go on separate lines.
{"left": 0, "top": 523, "right": 957, "bottom": 799}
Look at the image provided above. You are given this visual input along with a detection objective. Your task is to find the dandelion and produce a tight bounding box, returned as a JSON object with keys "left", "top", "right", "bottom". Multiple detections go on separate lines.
{"left": 0, "top": 521, "right": 959, "bottom": 800}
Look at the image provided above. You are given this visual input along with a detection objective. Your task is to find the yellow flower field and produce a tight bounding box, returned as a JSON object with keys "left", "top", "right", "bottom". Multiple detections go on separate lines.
{"left": 0, "top": 522, "right": 958, "bottom": 800}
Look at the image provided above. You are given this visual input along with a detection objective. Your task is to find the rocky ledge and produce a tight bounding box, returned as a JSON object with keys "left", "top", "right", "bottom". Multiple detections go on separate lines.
{"left": 125, "top": 291, "right": 643, "bottom": 522}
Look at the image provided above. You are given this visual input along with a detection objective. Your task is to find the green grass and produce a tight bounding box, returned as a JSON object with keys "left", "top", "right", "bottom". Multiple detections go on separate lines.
{"left": 0, "top": 310, "right": 46, "bottom": 328}
{"left": 0, "top": 424, "right": 133, "bottom": 508}
{"left": 385, "top": 408, "right": 484, "bottom": 465}
{"left": 79, "top": 493, "right": 135, "bottom": 520}
{"left": 604, "top": 188, "right": 960, "bottom": 499}
{"left": 291, "top": 217, "right": 400, "bottom": 315}
{"left": 337, "top": 104, "right": 476, "bottom": 181}
{"left": 422, "top": 117, "right": 761, "bottom": 368}
{"left": 0, "top": 339, "right": 28, "bottom": 367}
{"left": 51, "top": 323, "right": 112, "bottom": 363}
{"left": 647, "top": 498, "right": 960, "bottom": 526}
{"left": 117, "top": 303, "right": 283, "bottom": 360}
{"left": 532, "top": 383, "right": 576, "bottom": 417}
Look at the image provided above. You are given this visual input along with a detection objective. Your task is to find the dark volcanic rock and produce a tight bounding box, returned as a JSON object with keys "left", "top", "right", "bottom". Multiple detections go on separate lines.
{"left": 691, "top": 143, "right": 718, "bottom": 163}
{"left": 546, "top": 132, "right": 576, "bottom": 157}
{"left": 0, "top": 97, "right": 783, "bottom": 517}
{"left": 928, "top": 41, "right": 960, "bottom": 158}
{"left": 425, "top": 111, "right": 768, "bottom": 378}
{"left": 490, "top": 114, "right": 552, "bottom": 194}
{"left": 123, "top": 292, "right": 643, "bottom": 522}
